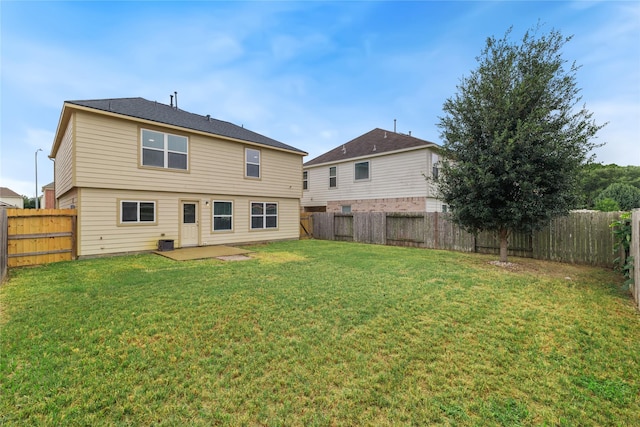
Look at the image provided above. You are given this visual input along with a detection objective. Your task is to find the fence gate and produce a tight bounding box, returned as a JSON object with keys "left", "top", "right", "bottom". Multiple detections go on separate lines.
{"left": 300, "top": 212, "right": 313, "bottom": 239}
{"left": 6, "top": 208, "right": 77, "bottom": 267}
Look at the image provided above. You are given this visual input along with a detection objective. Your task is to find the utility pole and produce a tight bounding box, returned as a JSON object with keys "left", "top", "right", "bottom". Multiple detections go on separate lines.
{"left": 35, "top": 148, "right": 42, "bottom": 209}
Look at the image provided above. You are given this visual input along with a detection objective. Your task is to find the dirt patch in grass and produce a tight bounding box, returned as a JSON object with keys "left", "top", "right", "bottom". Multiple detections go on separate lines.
{"left": 487, "top": 257, "right": 616, "bottom": 283}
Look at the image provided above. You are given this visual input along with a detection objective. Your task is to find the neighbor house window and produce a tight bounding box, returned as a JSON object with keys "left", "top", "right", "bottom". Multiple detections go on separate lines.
{"left": 251, "top": 202, "right": 277, "bottom": 229}
{"left": 121, "top": 201, "right": 156, "bottom": 223}
{"left": 354, "top": 161, "right": 369, "bottom": 181}
{"left": 303, "top": 171, "right": 308, "bottom": 190}
{"left": 342, "top": 205, "right": 352, "bottom": 214}
{"left": 329, "top": 166, "right": 337, "bottom": 188}
{"left": 141, "top": 129, "right": 188, "bottom": 170}
{"left": 246, "top": 148, "right": 261, "bottom": 178}
{"left": 213, "top": 201, "right": 233, "bottom": 231}
{"left": 432, "top": 153, "right": 440, "bottom": 180}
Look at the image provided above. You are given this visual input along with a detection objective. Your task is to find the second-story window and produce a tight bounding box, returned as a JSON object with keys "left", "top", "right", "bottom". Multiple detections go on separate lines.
{"left": 141, "top": 129, "right": 188, "bottom": 170}
{"left": 246, "top": 148, "right": 261, "bottom": 178}
{"left": 303, "top": 171, "right": 308, "bottom": 190}
{"left": 329, "top": 166, "right": 337, "bottom": 188}
{"left": 354, "top": 161, "right": 369, "bottom": 181}
{"left": 432, "top": 153, "right": 440, "bottom": 180}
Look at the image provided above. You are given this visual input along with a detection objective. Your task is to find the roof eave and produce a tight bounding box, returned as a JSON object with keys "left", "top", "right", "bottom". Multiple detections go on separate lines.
{"left": 303, "top": 144, "right": 439, "bottom": 168}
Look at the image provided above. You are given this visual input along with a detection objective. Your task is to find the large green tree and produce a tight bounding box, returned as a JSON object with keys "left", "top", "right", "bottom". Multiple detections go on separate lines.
{"left": 436, "top": 26, "right": 605, "bottom": 262}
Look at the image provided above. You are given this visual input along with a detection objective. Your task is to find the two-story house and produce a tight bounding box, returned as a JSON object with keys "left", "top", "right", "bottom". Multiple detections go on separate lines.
{"left": 301, "top": 128, "right": 443, "bottom": 213}
{"left": 49, "top": 97, "right": 307, "bottom": 257}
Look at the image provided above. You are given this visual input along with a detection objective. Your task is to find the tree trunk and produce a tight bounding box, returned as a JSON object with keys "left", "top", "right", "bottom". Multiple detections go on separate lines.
{"left": 499, "top": 228, "right": 509, "bottom": 263}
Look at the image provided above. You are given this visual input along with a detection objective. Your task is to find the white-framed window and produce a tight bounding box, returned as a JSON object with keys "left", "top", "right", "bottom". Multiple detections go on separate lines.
{"left": 251, "top": 202, "right": 277, "bottom": 229}
{"left": 213, "top": 201, "right": 233, "bottom": 231}
{"left": 432, "top": 153, "right": 440, "bottom": 180}
{"left": 303, "top": 171, "right": 308, "bottom": 190}
{"left": 341, "top": 205, "right": 352, "bottom": 214}
{"left": 246, "top": 148, "right": 261, "bottom": 178}
{"left": 354, "top": 161, "right": 369, "bottom": 181}
{"left": 120, "top": 200, "right": 156, "bottom": 223}
{"left": 329, "top": 166, "right": 337, "bottom": 188}
{"left": 141, "top": 129, "right": 188, "bottom": 170}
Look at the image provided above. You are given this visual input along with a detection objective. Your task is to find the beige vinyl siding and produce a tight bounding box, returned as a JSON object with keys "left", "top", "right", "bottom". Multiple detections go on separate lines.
{"left": 76, "top": 188, "right": 299, "bottom": 257}
{"left": 302, "top": 148, "right": 437, "bottom": 208}
{"left": 73, "top": 111, "right": 302, "bottom": 199}
{"left": 57, "top": 188, "right": 78, "bottom": 209}
{"left": 426, "top": 197, "right": 445, "bottom": 213}
{"left": 55, "top": 117, "right": 75, "bottom": 197}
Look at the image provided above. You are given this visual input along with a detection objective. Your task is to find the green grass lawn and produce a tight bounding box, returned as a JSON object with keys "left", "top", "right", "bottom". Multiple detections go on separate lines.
{"left": 1, "top": 240, "right": 639, "bottom": 426}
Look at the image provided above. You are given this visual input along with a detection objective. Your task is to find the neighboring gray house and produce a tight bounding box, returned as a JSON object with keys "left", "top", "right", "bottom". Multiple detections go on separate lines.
{"left": 301, "top": 128, "right": 444, "bottom": 213}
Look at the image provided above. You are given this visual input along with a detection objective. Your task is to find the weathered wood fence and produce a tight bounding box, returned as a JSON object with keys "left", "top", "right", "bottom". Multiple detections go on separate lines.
{"left": 4, "top": 209, "right": 77, "bottom": 268}
{"left": 631, "top": 209, "right": 640, "bottom": 310}
{"left": 313, "top": 211, "right": 621, "bottom": 267}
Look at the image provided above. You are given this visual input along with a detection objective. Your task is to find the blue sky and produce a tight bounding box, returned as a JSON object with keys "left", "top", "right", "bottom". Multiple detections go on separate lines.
{"left": 1, "top": 1, "right": 639, "bottom": 198}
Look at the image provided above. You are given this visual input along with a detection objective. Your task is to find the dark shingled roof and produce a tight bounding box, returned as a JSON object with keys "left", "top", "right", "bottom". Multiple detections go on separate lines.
{"left": 67, "top": 97, "right": 306, "bottom": 154}
{"left": 304, "top": 128, "right": 439, "bottom": 166}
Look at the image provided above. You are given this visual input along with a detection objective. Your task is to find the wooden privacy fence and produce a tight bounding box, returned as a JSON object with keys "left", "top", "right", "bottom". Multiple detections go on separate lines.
{"left": 5, "top": 209, "right": 77, "bottom": 268}
{"left": 300, "top": 212, "right": 313, "bottom": 239}
{"left": 313, "top": 211, "right": 622, "bottom": 267}
{"left": 1, "top": 209, "right": 7, "bottom": 283}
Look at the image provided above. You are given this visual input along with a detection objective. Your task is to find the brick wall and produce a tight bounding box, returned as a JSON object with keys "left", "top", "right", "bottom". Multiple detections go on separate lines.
{"left": 327, "top": 197, "right": 426, "bottom": 213}
{"left": 44, "top": 188, "right": 56, "bottom": 209}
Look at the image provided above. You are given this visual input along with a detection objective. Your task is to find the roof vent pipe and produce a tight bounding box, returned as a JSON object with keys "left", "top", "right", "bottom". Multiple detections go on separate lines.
{"left": 394, "top": 119, "right": 397, "bottom": 133}
{"left": 174, "top": 91, "right": 178, "bottom": 109}
{"left": 170, "top": 95, "right": 173, "bottom": 107}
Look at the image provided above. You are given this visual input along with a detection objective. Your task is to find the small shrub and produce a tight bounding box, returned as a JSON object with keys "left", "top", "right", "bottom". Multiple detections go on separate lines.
{"left": 594, "top": 197, "right": 620, "bottom": 212}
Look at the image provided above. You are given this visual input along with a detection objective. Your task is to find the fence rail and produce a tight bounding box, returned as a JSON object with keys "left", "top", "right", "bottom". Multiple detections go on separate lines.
{"left": 5, "top": 209, "right": 77, "bottom": 268}
{"left": 313, "top": 211, "right": 622, "bottom": 268}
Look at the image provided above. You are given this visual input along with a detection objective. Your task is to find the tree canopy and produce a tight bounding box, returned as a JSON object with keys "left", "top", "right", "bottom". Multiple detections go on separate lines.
{"left": 436, "top": 25, "right": 605, "bottom": 262}
{"left": 577, "top": 163, "right": 640, "bottom": 208}
{"left": 594, "top": 183, "right": 640, "bottom": 211}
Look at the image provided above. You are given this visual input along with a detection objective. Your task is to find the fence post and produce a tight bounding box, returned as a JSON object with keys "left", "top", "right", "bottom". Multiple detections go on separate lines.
{"left": 0, "top": 209, "right": 7, "bottom": 284}
{"left": 631, "top": 209, "right": 640, "bottom": 310}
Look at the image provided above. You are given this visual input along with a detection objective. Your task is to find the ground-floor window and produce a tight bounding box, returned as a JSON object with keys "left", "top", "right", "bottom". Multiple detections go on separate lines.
{"left": 120, "top": 200, "right": 156, "bottom": 223}
{"left": 213, "top": 201, "right": 233, "bottom": 231}
{"left": 251, "top": 202, "right": 277, "bottom": 229}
